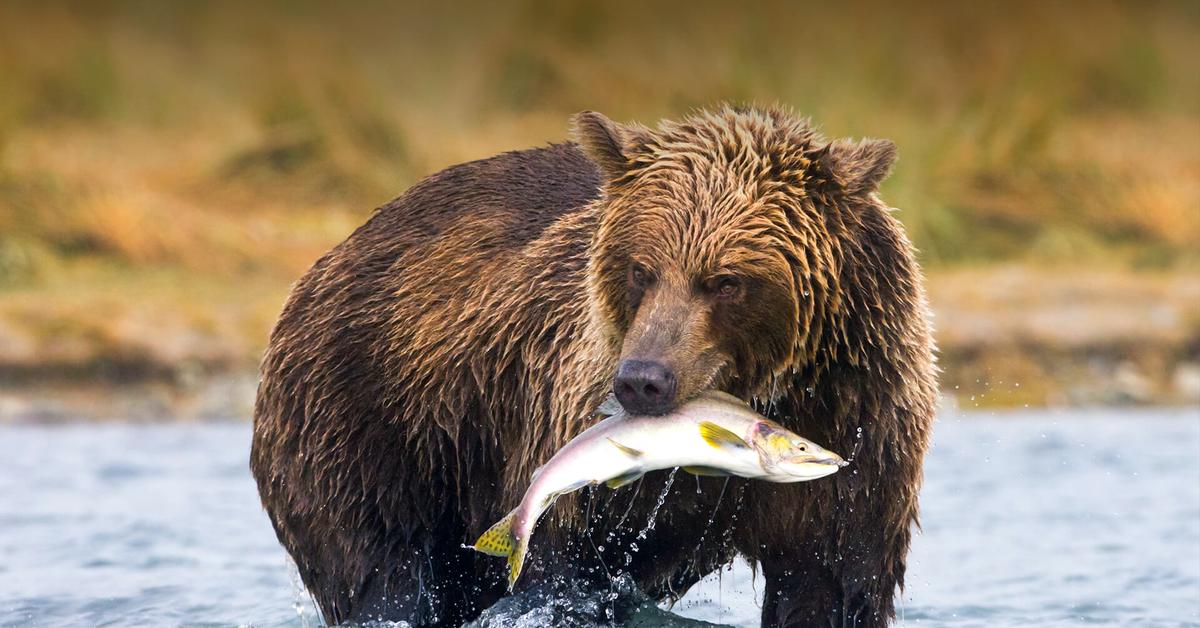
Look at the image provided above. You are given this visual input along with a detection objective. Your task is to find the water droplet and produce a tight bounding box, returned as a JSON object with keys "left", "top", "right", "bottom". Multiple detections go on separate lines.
{"left": 635, "top": 469, "right": 678, "bottom": 541}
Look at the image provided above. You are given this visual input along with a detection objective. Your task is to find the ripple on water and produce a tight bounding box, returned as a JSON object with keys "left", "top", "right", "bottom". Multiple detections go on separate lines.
{"left": 97, "top": 462, "right": 152, "bottom": 482}
{"left": 0, "top": 411, "right": 1197, "bottom": 627}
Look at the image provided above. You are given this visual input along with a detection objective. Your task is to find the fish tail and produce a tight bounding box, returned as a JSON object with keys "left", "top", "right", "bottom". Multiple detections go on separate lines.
{"left": 471, "top": 509, "right": 517, "bottom": 557}
{"left": 471, "top": 509, "right": 531, "bottom": 589}
{"left": 507, "top": 535, "right": 529, "bottom": 591}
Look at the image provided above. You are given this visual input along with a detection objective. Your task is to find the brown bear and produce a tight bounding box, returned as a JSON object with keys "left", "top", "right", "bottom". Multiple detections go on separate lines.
{"left": 251, "top": 105, "right": 937, "bottom": 627}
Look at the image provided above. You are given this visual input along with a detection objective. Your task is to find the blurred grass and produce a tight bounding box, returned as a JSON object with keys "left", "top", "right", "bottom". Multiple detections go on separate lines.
{"left": 0, "top": 0, "right": 1198, "bottom": 388}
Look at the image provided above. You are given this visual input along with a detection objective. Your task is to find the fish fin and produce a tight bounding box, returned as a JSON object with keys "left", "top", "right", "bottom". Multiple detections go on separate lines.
{"left": 605, "top": 470, "right": 645, "bottom": 489}
{"left": 682, "top": 465, "right": 732, "bottom": 477}
{"left": 698, "top": 421, "right": 749, "bottom": 450}
{"left": 607, "top": 437, "right": 643, "bottom": 458}
{"left": 471, "top": 509, "right": 517, "bottom": 557}
{"left": 597, "top": 395, "right": 623, "bottom": 416}
{"left": 507, "top": 535, "right": 529, "bottom": 591}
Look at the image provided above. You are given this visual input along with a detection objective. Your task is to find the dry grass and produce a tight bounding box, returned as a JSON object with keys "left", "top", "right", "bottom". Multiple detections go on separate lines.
{"left": 0, "top": 1, "right": 1197, "bottom": 400}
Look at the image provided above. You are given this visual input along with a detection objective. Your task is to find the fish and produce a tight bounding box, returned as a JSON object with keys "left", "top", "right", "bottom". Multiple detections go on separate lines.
{"left": 469, "top": 389, "right": 847, "bottom": 590}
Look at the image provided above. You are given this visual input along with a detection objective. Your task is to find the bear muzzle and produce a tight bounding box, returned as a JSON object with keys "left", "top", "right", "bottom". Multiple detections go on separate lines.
{"left": 612, "top": 359, "right": 678, "bottom": 415}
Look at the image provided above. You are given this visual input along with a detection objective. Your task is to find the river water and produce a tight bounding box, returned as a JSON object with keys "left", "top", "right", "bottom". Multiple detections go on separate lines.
{"left": 1, "top": 408, "right": 1197, "bottom": 627}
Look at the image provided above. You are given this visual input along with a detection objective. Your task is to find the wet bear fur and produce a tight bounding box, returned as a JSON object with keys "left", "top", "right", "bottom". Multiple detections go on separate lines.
{"left": 251, "top": 105, "right": 937, "bottom": 627}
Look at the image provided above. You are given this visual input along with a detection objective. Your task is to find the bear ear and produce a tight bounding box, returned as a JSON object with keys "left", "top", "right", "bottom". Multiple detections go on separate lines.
{"left": 571, "top": 111, "right": 649, "bottom": 184}
{"left": 815, "top": 138, "right": 897, "bottom": 196}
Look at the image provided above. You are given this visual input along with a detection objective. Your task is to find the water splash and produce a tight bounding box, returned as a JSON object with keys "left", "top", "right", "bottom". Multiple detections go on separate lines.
{"left": 846, "top": 425, "right": 864, "bottom": 463}
{"left": 465, "top": 574, "right": 723, "bottom": 627}
{"left": 636, "top": 468, "right": 679, "bottom": 542}
{"left": 286, "top": 556, "right": 315, "bottom": 628}
{"left": 690, "top": 478, "right": 731, "bottom": 566}
{"left": 611, "top": 477, "right": 645, "bottom": 531}
{"left": 583, "top": 486, "right": 615, "bottom": 588}
{"left": 720, "top": 483, "right": 748, "bottom": 550}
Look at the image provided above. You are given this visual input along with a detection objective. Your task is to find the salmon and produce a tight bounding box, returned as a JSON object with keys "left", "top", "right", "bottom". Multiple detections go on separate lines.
{"left": 470, "top": 390, "right": 846, "bottom": 589}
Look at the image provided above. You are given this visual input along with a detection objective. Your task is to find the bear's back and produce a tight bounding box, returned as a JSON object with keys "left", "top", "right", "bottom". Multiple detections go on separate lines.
{"left": 360, "top": 142, "right": 603, "bottom": 253}
{"left": 256, "top": 143, "right": 605, "bottom": 440}
{"left": 264, "top": 142, "right": 603, "bottom": 373}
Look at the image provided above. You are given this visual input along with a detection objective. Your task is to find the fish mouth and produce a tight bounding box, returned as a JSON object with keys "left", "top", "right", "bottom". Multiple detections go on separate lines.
{"left": 788, "top": 455, "right": 848, "bottom": 468}
{"left": 769, "top": 458, "right": 844, "bottom": 482}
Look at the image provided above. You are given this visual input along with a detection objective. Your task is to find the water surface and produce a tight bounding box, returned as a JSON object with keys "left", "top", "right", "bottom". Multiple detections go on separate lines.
{"left": 1, "top": 409, "right": 1197, "bottom": 626}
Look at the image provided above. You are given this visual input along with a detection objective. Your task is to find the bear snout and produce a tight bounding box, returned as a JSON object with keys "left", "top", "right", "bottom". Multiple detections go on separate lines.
{"left": 613, "top": 359, "right": 678, "bottom": 415}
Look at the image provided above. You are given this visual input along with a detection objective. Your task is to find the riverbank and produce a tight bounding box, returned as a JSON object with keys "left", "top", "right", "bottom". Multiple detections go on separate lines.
{"left": 1, "top": 266, "right": 1195, "bottom": 423}
{"left": 931, "top": 267, "right": 1199, "bottom": 407}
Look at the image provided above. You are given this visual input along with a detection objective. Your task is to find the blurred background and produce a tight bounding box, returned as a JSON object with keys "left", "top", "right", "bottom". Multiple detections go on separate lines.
{"left": 0, "top": 0, "right": 1196, "bottom": 418}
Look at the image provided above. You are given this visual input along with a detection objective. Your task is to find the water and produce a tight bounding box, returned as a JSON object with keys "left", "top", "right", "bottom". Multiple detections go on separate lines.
{"left": 1, "top": 409, "right": 1197, "bottom": 627}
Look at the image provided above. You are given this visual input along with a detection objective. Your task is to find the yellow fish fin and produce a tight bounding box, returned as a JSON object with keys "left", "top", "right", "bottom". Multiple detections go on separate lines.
{"left": 699, "top": 421, "right": 749, "bottom": 449}
{"left": 607, "top": 437, "right": 644, "bottom": 458}
{"left": 507, "top": 535, "right": 529, "bottom": 591}
{"left": 682, "top": 465, "right": 732, "bottom": 477}
{"left": 605, "top": 470, "right": 644, "bottom": 489}
{"left": 471, "top": 509, "right": 516, "bottom": 557}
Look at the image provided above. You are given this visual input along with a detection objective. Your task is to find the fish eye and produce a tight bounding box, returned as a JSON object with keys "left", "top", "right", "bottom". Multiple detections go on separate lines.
{"left": 794, "top": 441, "right": 807, "bottom": 451}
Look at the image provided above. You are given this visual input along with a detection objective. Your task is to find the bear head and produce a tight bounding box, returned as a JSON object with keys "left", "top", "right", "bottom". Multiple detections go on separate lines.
{"left": 575, "top": 106, "right": 897, "bottom": 415}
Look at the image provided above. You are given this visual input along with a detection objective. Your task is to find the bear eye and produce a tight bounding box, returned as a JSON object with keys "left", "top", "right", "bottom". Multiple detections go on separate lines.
{"left": 629, "top": 264, "right": 651, "bottom": 288}
{"left": 712, "top": 276, "right": 742, "bottom": 300}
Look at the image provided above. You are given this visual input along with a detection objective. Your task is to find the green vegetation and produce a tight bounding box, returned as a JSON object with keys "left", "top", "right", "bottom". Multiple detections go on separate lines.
{"left": 0, "top": 1, "right": 1197, "bottom": 402}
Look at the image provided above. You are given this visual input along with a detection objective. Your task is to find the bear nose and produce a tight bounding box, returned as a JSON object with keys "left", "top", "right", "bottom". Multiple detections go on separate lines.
{"left": 613, "top": 360, "right": 677, "bottom": 416}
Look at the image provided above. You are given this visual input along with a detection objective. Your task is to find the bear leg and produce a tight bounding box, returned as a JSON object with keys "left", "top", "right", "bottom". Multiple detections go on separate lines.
{"left": 340, "top": 522, "right": 503, "bottom": 626}
{"left": 759, "top": 554, "right": 840, "bottom": 628}
{"left": 753, "top": 491, "right": 911, "bottom": 628}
